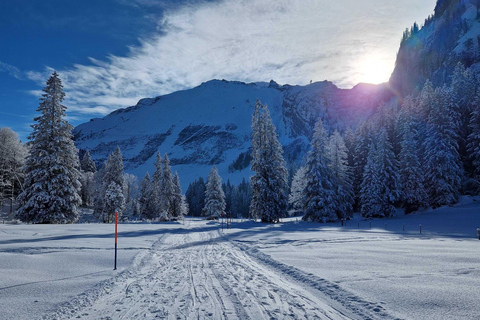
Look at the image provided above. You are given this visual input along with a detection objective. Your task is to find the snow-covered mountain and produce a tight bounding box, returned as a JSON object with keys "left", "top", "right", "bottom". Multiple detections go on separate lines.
{"left": 75, "top": 0, "right": 480, "bottom": 188}
{"left": 390, "top": 0, "right": 480, "bottom": 95}
{"left": 74, "top": 80, "right": 391, "bottom": 188}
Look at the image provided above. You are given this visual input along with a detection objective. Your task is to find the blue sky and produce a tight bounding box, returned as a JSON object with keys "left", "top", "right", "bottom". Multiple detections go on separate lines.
{"left": 0, "top": 0, "right": 436, "bottom": 141}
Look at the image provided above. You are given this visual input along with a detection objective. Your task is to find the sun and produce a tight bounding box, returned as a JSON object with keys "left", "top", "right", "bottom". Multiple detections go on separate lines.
{"left": 357, "top": 57, "right": 392, "bottom": 85}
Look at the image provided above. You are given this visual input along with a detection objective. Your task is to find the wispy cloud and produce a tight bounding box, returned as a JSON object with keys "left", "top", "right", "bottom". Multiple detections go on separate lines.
{"left": 29, "top": 0, "right": 436, "bottom": 117}
{"left": 0, "top": 61, "right": 23, "bottom": 80}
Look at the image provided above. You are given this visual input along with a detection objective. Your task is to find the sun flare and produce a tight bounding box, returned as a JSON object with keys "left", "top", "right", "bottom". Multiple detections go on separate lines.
{"left": 357, "top": 57, "right": 392, "bottom": 85}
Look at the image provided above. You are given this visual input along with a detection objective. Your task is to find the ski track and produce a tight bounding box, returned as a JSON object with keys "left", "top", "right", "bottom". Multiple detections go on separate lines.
{"left": 44, "top": 221, "right": 399, "bottom": 320}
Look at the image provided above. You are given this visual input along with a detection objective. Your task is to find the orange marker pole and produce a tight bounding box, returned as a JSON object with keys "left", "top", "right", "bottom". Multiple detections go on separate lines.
{"left": 114, "top": 212, "right": 118, "bottom": 270}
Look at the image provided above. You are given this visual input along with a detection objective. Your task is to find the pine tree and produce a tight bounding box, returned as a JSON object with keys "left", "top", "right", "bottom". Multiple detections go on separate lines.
{"left": 93, "top": 160, "right": 107, "bottom": 217}
{"left": 451, "top": 63, "right": 476, "bottom": 176}
{"left": 151, "top": 152, "right": 163, "bottom": 217}
{"left": 327, "top": 130, "right": 354, "bottom": 219}
{"left": 139, "top": 172, "right": 155, "bottom": 219}
{"left": 79, "top": 171, "right": 95, "bottom": 207}
{"left": 250, "top": 100, "right": 288, "bottom": 223}
{"left": 17, "top": 72, "right": 82, "bottom": 224}
{"left": 103, "top": 147, "right": 124, "bottom": 192}
{"left": 422, "top": 86, "right": 462, "bottom": 207}
{"left": 223, "top": 179, "right": 234, "bottom": 214}
{"left": 160, "top": 154, "right": 175, "bottom": 220}
{"left": 79, "top": 150, "right": 96, "bottom": 207}
{"left": 468, "top": 92, "right": 480, "bottom": 186}
{"left": 185, "top": 177, "right": 206, "bottom": 216}
{"left": 80, "top": 150, "right": 97, "bottom": 173}
{"left": 418, "top": 80, "right": 436, "bottom": 119}
{"left": 171, "top": 172, "right": 183, "bottom": 219}
{"left": 231, "top": 178, "right": 252, "bottom": 218}
{"left": 288, "top": 167, "right": 307, "bottom": 214}
{"left": 399, "top": 122, "right": 428, "bottom": 213}
{"left": 344, "top": 127, "right": 356, "bottom": 169}
{"left": 375, "top": 129, "right": 400, "bottom": 217}
{"left": 359, "top": 143, "right": 382, "bottom": 218}
{"left": 122, "top": 173, "right": 139, "bottom": 218}
{"left": 104, "top": 182, "right": 125, "bottom": 220}
{"left": 98, "top": 147, "right": 125, "bottom": 222}
{"left": 302, "top": 119, "right": 337, "bottom": 222}
{"left": 353, "top": 121, "right": 372, "bottom": 208}
{"left": 0, "top": 127, "right": 26, "bottom": 216}
{"left": 250, "top": 100, "right": 265, "bottom": 221}
{"left": 203, "top": 166, "right": 226, "bottom": 218}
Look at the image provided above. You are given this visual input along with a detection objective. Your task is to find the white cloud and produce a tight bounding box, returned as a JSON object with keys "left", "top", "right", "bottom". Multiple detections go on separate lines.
{"left": 32, "top": 0, "right": 437, "bottom": 117}
{"left": 0, "top": 61, "right": 23, "bottom": 79}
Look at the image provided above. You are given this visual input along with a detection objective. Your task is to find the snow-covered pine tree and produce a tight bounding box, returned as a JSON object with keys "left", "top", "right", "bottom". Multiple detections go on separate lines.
{"left": 344, "top": 127, "right": 356, "bottom": 169}
{"left": 327, "top": 130, "right": 354, "bottom": 219}
{"left": 203, "top": 166, "right": 226, "bottom": 218}
{"left": 93, "top": 160, "right": 107, "bottom": 217}
{"left": 232, "top": 178, "right": 252, "bottom": 219}
{"left": 450, "top": 63, "right": 477, "bottom": 176}
{"left": 373, "top": 102, "right": 400, "bottom": 157}
{"left": 100, "top": 147, "right": 125, "bottom": 222}
{"left": 139, "top": 171, "right": 152, "bottom": 219}
{"left": 249, "top": 100, "right": 288, "bottom": 223}
{"left": 422, "top": 85, "right": 462, "bottom": 207}
{"left": 80, "top": 150, "right": 96, "bottom": 173}
{"left": 359, "top": 143, "right": 382, "bottom": 218}
{"left": 399, "top": 121, "right": 428, "bottom": 214}
{"left": 0, "top": 127, "right": 26, "bottom": 215}
{"left": 468, "top": 91, "right": 480, "bottom": 186}
{"left": 160, "top": 154, "right": 175, "bottom": 220}
{"left": 123, "top": 173, "right": 139, "bottom": 218}
{"left": 151, "top": 152, "right": 163, "bottom": 218}
{"left": 250, "top": 100, "right": 265, "bottom": 221}
{"left": 418, "top": 79, "right": 436, "bottom": 120}
{"left": 185, "top": 177, "right": 206, "bottom": 216}
{"left": 302, "top": 118, "right": 337, "bottom": 222}
{"left": 79, "top": 150, "right": 96, "bottom": 207}
{"left": 374, "top": 129, "right": 400, "bottom": 217}
{"left": 171, "top": 171, "right": 183, "bottom": 219}
{"left": 79, "top": 171, "right": 95, "bottom": 207}
{"left": 103, "top": 147, "right": 124, "bottom": 191}
{"left": 261, "top": 104, "right": 288, "bottom": 222}
{"left": 288, "top": 167, "right": 307, "bottom": 215}
{"left": 353, "top": 121, "right": 372, "bottom": 207}
{"left": 139, "top": 172, "right": 154, "bottom": 219}
{"left": 104, "top": 182, "right": 125, "bottom": 221}
{"left": 223, "top": 179, "right": 234, "bottom": 214}
{"left": 17, "top": 71, "right": 82, "bottom": 224}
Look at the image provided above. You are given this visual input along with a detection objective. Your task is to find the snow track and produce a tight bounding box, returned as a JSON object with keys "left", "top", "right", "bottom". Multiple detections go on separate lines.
{"left": 44, "top": 221, "right": 397, "bottom": 319}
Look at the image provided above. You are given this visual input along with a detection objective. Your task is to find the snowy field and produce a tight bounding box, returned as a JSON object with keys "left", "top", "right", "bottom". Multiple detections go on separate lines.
{"left": 225, "top": 197, "right": 480, "bottom": 320}
{"left": 1, "top": 198, "right": 480, "bottom": 319}
{"left": 0, "top": 221, "right": 183, "bottom": 319}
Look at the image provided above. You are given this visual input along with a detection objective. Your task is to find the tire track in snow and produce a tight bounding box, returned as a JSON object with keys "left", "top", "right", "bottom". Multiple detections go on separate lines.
{"left": 227, "top": 232, "right": 403, "bottom": 320}
{"left": 44, "top": 220, "right": 383, "bottom": 319}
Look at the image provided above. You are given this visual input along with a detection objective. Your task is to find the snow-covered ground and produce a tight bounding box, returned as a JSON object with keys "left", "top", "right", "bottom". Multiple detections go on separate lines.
{"left": 0, "top": 221, "right": 182, "bottom": 319}
{"left": 1, "top": 198, "right": 480, "bottom": 319}
{"left": 225, "top": 197, "right": 480, "bottom": 320}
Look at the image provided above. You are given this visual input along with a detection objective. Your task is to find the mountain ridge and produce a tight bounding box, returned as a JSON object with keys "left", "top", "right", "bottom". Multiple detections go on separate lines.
{"left": 74, "top": 79, "right": 392, "bottom": 188}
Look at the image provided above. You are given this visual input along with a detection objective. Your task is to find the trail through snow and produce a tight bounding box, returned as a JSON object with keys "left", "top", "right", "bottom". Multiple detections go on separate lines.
{"left": 45, "top": 220, "right": 394, "bottom": 320}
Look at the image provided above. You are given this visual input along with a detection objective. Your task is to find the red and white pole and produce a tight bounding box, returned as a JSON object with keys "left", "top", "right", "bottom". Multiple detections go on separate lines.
{"left": 114, "top": 211, "right": 118, "bottom": 270}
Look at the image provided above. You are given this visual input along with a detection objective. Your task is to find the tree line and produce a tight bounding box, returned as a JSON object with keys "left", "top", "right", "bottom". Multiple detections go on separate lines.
{"left": 2, "top": 63, "right": 480, "bottom": 223}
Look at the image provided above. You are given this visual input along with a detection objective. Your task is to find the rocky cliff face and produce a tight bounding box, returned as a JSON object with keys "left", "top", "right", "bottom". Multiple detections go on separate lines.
{"left": 390, "top": 0, "right": 480, "bottom": 96}
{"left": 74, "top": 79, "right": 391, "bottom": 187}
